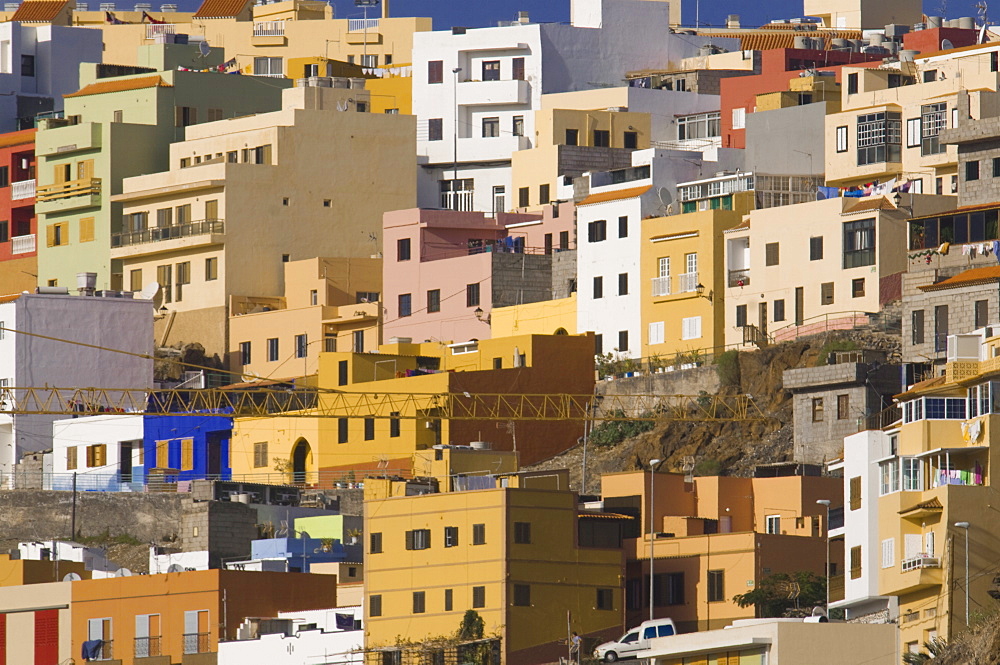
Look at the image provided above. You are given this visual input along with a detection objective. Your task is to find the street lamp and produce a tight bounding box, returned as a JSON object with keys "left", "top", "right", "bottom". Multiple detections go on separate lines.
{"left": 816, "top": 499, "right": 831, "bottom": 611}
{"left": 955, "top": 521, "right": 970, "bottom": 626}
{"left": 649, "top": 458, "right": 661, "bottom": 621}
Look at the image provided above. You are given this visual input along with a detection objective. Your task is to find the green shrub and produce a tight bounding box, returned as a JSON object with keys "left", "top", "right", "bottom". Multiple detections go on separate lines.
{"left": 589, "top": 410, "right": 655, "bottom": 447}
{"left": 813, "top": 339, "right": 858, "bottom": 366}
{"left": 715, "top": 350, "right": 740, "bottom": 387}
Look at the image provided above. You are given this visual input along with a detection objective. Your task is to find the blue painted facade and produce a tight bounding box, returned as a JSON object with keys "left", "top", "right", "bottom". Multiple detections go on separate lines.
{"left": 142, "top": 410, "right": 233, "bottom": 482}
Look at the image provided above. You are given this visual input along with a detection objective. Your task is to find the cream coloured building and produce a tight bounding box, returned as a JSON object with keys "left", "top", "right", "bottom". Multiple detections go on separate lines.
{"left": 110, "top": 82, "right": 416, "bottom": 366}
{"left": 804, "top": 0, "right": 921, "bottom": 29}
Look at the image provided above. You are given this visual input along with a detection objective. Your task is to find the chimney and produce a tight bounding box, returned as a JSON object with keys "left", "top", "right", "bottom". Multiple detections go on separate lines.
{"left": 727, "top": 14, "right": 740, "bottom": 29}
{"left": 518, "top": 11, "right": 529, "bottom": 24}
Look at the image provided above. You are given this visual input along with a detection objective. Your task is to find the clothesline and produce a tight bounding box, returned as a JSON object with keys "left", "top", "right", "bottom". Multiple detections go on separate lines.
{"left": 362, "top": 66, "right": 412, "bottom": 78}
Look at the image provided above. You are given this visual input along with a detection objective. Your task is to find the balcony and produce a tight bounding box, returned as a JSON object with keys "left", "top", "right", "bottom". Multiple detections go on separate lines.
{"left": 651, "top": 276, "right": 671, "bottom": 297}
{"left": 678, "top": 272, "right": 698, "bottom": 293}
{"left": 348, "top": 17, "right": 379, "bottom": 32}
{"left": 135, "top": 636, "right": 162, "bottom": 658}
{"left": 111, "top": 220, "right": 225, "bottom": 258}
{"left": 456, "top": 78, "right": 530, "bottom": 106}
{"left": 183, "top": 632, "right": 211, "bottom": 655}
{"left": 11, "top": 178, "right": 35, "bottom": 200}
{"left": 728, "top": 268, "right": 749, "bottom": 288}
{"left": 901, "top": 555, "right": 940, "bottom": 572}
{"left": 145, "top": 23, "right": 176, "bottom": 39}
{"left": 36, "top": 177, "right": 101, "bottom": 213}
{"left": 253, "top": 20, "right": 285, "bottom": 36}
{"left": 892, "top": 554, "right": 943, "bottom": 594}
{"left": 11, "top": 234, "right": 35, "bottom": 255}
{"left": 36, "top": 121, "right": 101, "bottom": 156}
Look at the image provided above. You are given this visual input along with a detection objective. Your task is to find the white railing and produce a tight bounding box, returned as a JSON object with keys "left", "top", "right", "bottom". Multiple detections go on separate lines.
{"left": 348, "top": 17, "right": 379, "bottom": 32}
{"left": 11, "top": 234, "right": 35, "bottom": 254}
{"left": 145, "top": 23, "right": 176, "bottom": 39}
{"left": 11, "top": 179, "right": 34, "bottom": 200}
{"left": 253, "top": 20, "right": 285, "bottom": 36}
{"left": 651, "top": 276, "right": 671, "bottom": 297}
{"left": 901, "top": 555, "right": 940, "bottom": 572}
{"left": 678, "top": 272, "right": 698, "bottom": 293}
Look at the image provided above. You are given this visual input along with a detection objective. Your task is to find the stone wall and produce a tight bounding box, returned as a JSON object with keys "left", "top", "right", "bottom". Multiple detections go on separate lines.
{"left": 552, "top": 250, "right": 577, "bottom": 300}
{"left": 491, "top": 253, "right": 553, "bottom": 307}
{"left": 901, "top": 274, "right": 998, "bottom": 363}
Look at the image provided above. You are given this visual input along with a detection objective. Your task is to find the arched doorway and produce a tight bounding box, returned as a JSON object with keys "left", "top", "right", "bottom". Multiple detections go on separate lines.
{"left": 291, "top": 439, "right": 311, "bottom": 485}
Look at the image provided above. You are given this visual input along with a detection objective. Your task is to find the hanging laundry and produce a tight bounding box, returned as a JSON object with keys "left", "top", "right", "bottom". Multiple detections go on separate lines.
{"left": 994, "top": 240, "right": 1000, "bottom": 263}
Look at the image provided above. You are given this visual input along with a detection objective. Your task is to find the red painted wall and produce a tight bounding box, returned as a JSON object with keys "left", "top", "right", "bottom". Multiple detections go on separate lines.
{"left": 0, "top": 129, "right": 36, "bottom": 262}
{"left": 902, "top": 28, "right": 980, "bottom": 55}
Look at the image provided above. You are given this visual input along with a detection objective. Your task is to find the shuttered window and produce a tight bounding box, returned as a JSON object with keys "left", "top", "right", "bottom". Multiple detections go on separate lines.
{"left": 79, "top": 217, "right": 95, "bottom": 243}
{"left": 850, "top": 546, "right": 862, "bottom": 579}
{"left": 849, "top": 476, "right": 862, "bottom": 511}
{"left": 181, "top": 438, "right": 194, "bottom": 471}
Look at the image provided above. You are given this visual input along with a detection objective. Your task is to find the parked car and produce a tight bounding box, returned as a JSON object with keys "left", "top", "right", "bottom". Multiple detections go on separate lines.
{"left": 593, "top": 618, "right": 677, "bottom": 662}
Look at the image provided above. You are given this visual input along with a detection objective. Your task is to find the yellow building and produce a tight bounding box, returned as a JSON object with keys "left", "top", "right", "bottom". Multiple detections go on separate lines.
{"left": 640, "top": 192, "right": 754, "bottom": 360}
{"left": 229, "top": 332, "right": 596, "bottom": 482}
{"left": 364, "top": 479, "right": 626, "bottom": 665}
{"left": 228, "top": 257, "right": 382, "bottom": 378}
{"left": 110, "top": 83, "right": 416, "bottom": 363}
{"left": 876, "top": 332, "right": 1000, "bottom": 655}
{"left": 491, "top": 293, "right": 577, "bottom": 337}
{"left": 755, "top": 74, "right": 842, "bottom": 113}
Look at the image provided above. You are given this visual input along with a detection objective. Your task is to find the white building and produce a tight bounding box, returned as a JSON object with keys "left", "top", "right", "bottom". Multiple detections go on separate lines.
{"left": 411, "top": 0, "right": 738, "bottom": 214}
{"left": 18, "top": 540, "right": 121, "bottom": 577}
{"left": 576, "top": 147, "right": 742, "bottom": 357}
{"left": 149, "top": 549, "right": 210, "bottom": 574}
{"left": 219, "top": 606, "right": 364, "bottom": 665}
{"left": 49, "top": 414, "right": 144, "bottom": 491}
{"left": 0, "top": 292, "right": 153, "bottom": 483}
{"left": 0, "top": 23, "right": 103, "bottom": 131}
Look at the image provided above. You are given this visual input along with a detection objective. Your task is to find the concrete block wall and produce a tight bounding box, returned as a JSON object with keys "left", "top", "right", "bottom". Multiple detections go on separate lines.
{"left": 552, "top": 249, "right": 577, "bottom": 300}
{"left": 792, "top": 385, "right": 870, "bottom": 463}
{"left": 902, "top": 280, "right": 998, "bottom": 362}
{"left": 491, "top": 253, "right": 553, "bottom": 307}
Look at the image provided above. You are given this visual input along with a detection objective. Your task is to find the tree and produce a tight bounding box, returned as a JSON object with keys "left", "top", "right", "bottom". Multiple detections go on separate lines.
{"left": 902, "top": 638, "right": 948, "bottom": 664}
{"left": 732, "top": 571, "right": 826, "bottom": 617}
{"left": 458, "top": 610, "right": 485, "bottom": 641}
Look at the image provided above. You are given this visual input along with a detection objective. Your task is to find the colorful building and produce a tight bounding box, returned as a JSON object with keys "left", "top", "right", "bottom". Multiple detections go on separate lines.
{"left": 0, "top": 580, "right": 76, "bottom": 665}
{"left": 364, "top": 478, "right": 626, "bottom": 665}
{"left": 0, "top": 129, "right": 38, "bottom": 293}
{"left": 143, "top": 411, "right": 234, "bottom": 484}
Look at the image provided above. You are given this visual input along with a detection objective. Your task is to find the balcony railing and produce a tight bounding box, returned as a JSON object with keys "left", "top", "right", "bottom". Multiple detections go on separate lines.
{"left": 183, "top": 632, "right": 211, "bottom": 655}
{"left": 348, "top": 17, "right": 379, "bottom": 32}
{"left": 112, "top": 219, "right": 224, "bottom": 248}
{"left": 728, "top": 268, "right": 750, "bottom": 287}
{"left": 145, "top": 23, "right": 176, "bottom": 39}
{"left": 36, "top": 177, "right": 101, "bottom": 203}
{"left": 91, "top": 640, "right": 114, "bottom": 661}
{"left": 651, "top": 276, "right": 671, "bottom": 297}
{"left": 135, "top": 636, "right": 162, "bottom": 658}
{"left": 901, "top": 555, "right": 940, "bottom": 572}
{"left": 678, "top": 271, "right": 698, "bottom": 293}
{"left": 11, "top": 234, "right": 35, "bottom": 255}
{"left": 11, "top": 178, "right": 35, "bottom": 200}
{"left": 253, "top": 20, "right": 285, "bottom": 36}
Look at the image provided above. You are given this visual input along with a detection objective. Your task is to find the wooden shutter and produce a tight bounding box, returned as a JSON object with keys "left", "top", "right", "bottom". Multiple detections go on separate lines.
{"left": 67, "top": 446, "right": 77, "bottom": 470}
{"left": 53, "top": 164, "right": 66, "bottom": 184}
{"left": 46, "top": 223, "right": 55, "bottom": 247}
{"left": 79, "top": 217, "right": 95, "bottom": 243}
{"left": 850, "top": 545, "right": 862, "bottom": 579}
{"left": 849, "top": 476, "right": 862, "bottom": 511}
{"left": 175, "top": 106, "right": 184, "bottom": 127}
{"left": 181, "top": 438, "right": 194, "bottom": 470}
{"left": 405, "top": 530, "right": 415, "bottom": 550}
{"left": 205, "top": 199, "right": 218, "bottom": 220}
{"left": 156, "top": 440, "right": 169, "bottom": 468}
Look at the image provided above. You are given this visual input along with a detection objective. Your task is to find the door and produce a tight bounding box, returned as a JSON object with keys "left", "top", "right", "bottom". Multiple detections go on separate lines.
{"left": 758, "top": 302, "right": 768, "bottom": 338}
{"left": 492, "top": 186, "right": 505, "bottom": 216}
{"left": 119, "top": 441, "right": 132, "bottom": 485}
{"left": 617, "top": 631, "right": 641, "bottom": 658}
{"left": 795, "top": 287, "right": 804, "bottom": 326}
{"left": 206, "top": 432, "right": 223, "bottom": 477}
{"left": 291, "top": 439, "right": 310, "bottom": 484}
{"left": 34, "top": 610, "right": 58, "bottom": 665}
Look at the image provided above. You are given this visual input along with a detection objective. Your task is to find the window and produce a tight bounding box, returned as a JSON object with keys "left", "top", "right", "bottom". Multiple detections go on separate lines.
{"left": 513, "top": 115, "right": 524, "bottom": 137}
{"left": 967, "top": 160, "right": 981, "bottom": 182}
{"left": 441, "top": 178, "right": 475, "bottom": 211}
{"left": 773, "top": 299, "right": 785, "bottom": 322}
{"left": 976, "top": 299, "right": 989, "bottom": 329}
{"left": 912, "top": 309, "right": 925, "bottom": 345}
{"left": 847, "top": 72, "right": 858, "bottom": 94}
{"left": 821, "top": 282, "right": 834, "bottom": 305}
{"left": 731, "top": 107, "right": 746, "bottom": 129}
{"left": 880, "top": 460, "right": 900, "bottom": 495}
{"left": 618, "top": 330, "right": 629, "bottom": 352}
{"left": 902, "top": 457, "right": 922, "bottom": 490}
{"left": 239, "top": 341, "right": 251, "bottom": 366}
{"left": 398, "top": 293, "right": 412, "bottom": 317}
{"left": 253, "top": 56, "right": 282, "bottom": 77}
{"left": 427, "top": 118, "right": 443, "bottom": 141}
{"left": 364, "top": 418, "right": 375, "bottom": 441}
{"left": 559, "top": 231, "right": 569, "bottom": 250}
{"left": 428, "top": 60, "right": 443, "bottom": 84}
{"left": 835, "top": 394, "right": 851, "bottom": 421}
{"left": 20, "top": 54, "right": 34, "bottom": 77}
{"left": 46, "top": 222, "right": 67, "bottom": 247}
{"left": 466, "top": 283, "right": 480, "bottom": 307}
{"left": 443, "top": 526, "right": 459, "bottom": 548}
{"left": 707, "top": 570, "right": 725, "bottom": 602}
{"left": 844, "top": 218, "right": 875, "bottom": 268}
{"left": 624, "top": 131, "right": 638, "bottom": 149}
{"left": 736, "top": 304, "right": 747, "bottom": 327}
{"left": 518, "top": 187, "right": 529, "bottom": 207}
{"left": 482, "top": 60, "right": 500, "bottom": 81}
{"left": 512, "top": 57, "right": 525, "bottom": 80}
{"left": 204, "top": 257, "right": 218, "bottom": 281}
{"left": 338, "top": 360, "right": 348, "bottom": 386}
{"left": 66, "top": 446, "right": 77, "bottom": 470}
{"left": 482, "top": 117, "right": 500, "bottom": 138}
{"left": 174, "top": 261, "right": 190, "bottom": 302}
{"left": 678, "top": 111, "right": 720, "bottom": 140}
{"left": 593, "top": 276, "right": 603, "bottom": 299}
{"left": 596, "top": 588, "right": 614, "bottom": 610}
{"left": 587, "top": 219, "right": 607, "bottom": 242}
{"left": 86, "top": 444, "right": 107, "bottom": 467}
{"left": 681, "top": 316, "right": 702, "bottom": 340}
{"left": 538, "top": 183, "right": 550, "bottom": 204}
{"left": 856, "top": 111, "right": 901, "bottom": 165}
{"left": 397, "top": 238, "right": 411, "bottom": 261}
{"left": 850, "top": 475, "right": 862, "bottom": 510}
{"left": 514, "top": 521, "right": 531, "bottom": 544}
{"left": 836, "top": 125, "right": 848, "bottom": 152}
{"left": 267, "top": 338, "right": 279, "bottom": 362}
{"left": 811, "top": 397, "right": 824, "bottom": 422}
{"left": 921, "top": 102, "right": 947, "bottom": 155}
{"left": 994, "top": 158, "right": 1000, "bottom": 178}
{"left": 513, "top": 584, "right": 531, "bottom": 607}
{"left": 565, "top": 129, "right": 579, "bottom": 145}
{"left": 618, "top": 272, "right": 628, "bottom": 296}
{"left": 370, "top": 595, "right": 382, "bottom": 617}
{"left": 0, "top": 167, "right": 7, "bottom": 187}
{"left": 595, "top": 334, "right": 603, "bottom": 355}
{"left": 765, "top": 515, "right": 780, "bottom": 534}
{"left": 427, "top": 289, "right": 440, "bottom": 313}
{"left": 290, "top": 334, "right": 306, "bottom": 359}
{"left": 412, "top": 591, "right": 426, "bottom": 614}
{"left": 809, "top": 236, "right": 823, "bottom": 261}
{"left": 405, "top": 529, "right": 431, "bottom": 550}
{"left": 253, "top": 441, "right": 268, "bottom": 467}
{"left": 473, "top": 524, "right": 486, "bottom": 545}
{"left": 79, "top": 217, "right": 95, "bottom": 243}
{"left": 765, "top": 242, "right": 779, "bottom": 266}
{"left": 175, "top": 106, "right": 198, "bottom": 127}
{"left": 648, "top": 321, "right": 664, "bottom": 345}
{"left": 881, "top": 538, "right": 895, "bottom": 569}
{"left": 593, "top": 129, "right": 610, "bottom": 147}
{"left": 444, "top": 588, "right": 454, "bottom": 611}
{"left": 337, "top": 417, "right": 349, "bottom": 444}
{"left": 617, "top": 215, "right": 629, "bottom": 238}
{"left": 850, "top": 545, "right": 862, "bottom": 579}
{"left": 472, "top": 586, "right": 486, "bottom": 608}
{"left": 906, "top": 117, "right": 921, "bottom": 148}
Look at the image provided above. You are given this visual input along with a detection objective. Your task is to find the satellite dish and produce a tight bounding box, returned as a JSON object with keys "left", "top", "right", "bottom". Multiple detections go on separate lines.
{"left": 114, "top": 567, "right": 133, "bottom": 577}
{"left": 63, "top": 572, "right": 82, "bottom": 581}
{"left": 941, "top": 38, "right": 955, "bottom": 50}
{"left": 138, "top": 282, "right": 160, "bottom": 301}
{"left": 167, "top": 563, "right": 184, "bottom": 573}
{"left": 198, "top": 40, "right": 211, "bottom": 57}
{"left": 657, "top": 186, "right": 673, "bottom": 207}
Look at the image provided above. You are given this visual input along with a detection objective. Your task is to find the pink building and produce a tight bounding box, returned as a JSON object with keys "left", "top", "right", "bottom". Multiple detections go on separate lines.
{"left": 383, "top": 207, "right": 575, "bottom": 343}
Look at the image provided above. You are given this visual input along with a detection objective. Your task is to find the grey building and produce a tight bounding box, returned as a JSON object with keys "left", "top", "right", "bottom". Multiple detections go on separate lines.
{"left": 941, "top": 90, "right": 1000, "bottom": 207}
{"left": 783, "top": 351, "right": 900, "bottom": 463}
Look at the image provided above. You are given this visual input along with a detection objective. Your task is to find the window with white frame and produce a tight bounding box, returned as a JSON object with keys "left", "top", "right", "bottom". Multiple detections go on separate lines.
{"left": 906, "top": 117, "right": 920, "bottom": 148}
{"left": 681, "top": 316, "right": 701, "bottom": 340}
{"left": 921, "top": 103, "right": 947, "bottom": 155}
{"left": 879, "top": 459, "right": 900, "bottom": 495}
{"left": 881, "top": 538, "right": 895, "bottom": 568}
{"left": 677, "top": 111, "right": 721, "bottom": 140}
{"left": 253, "top": 56, "right": 283, "bottom": 77}
{"left": 731, "top": 107, "right": 746, "bottom": 129}
{"left": 648, "top": 321, "right": 664, "bottom": 345}
{"left": 765, "top": 515, "right": 780, "bottom": 534}
{"left": 836, "top": 125, "right": 848, "bottom": 152}
{"left": 856, "top": 111, "right": 901, "bottom": 165}
{"left": 902, "top": 457, "right": 922, "bottom": 491}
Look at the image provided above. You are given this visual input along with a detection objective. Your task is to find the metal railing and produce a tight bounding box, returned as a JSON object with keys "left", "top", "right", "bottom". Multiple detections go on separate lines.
{"left": 857, "top": 405, "right": 902, "bottom": 433}
{"left": 901, "top": 555, "right": 940, "bottom": 572}
{"left": 651, "top": 276, "right": 671, "bottom": 297}
{"left": 769, "top": 310, "right": 878, "bottom": 343}
{"left": 11, "top": 178, "right": 34, "bottom": 200}
{"left": 677, "top": 271, "right": 698, "bottom": 293}
{"left": 253, "top": 20, "right": 285, "bottom": 36}
{"left": 135, "top": 636, "right": 161, "bottom": 658}
{"left": 348, "top": 17, "right": 379, "bottom": 32}
{"left": 92, "top": 640, "right": 114, "bottom": 661}
{"left": 145, "top": 23, "right": 176, "bottom": 39}
{"left": 37, "top": 177, "right": 101, "bottom": 203}
{"left": 112, "top": 219, "right": 224, "bottom": 248}
{"left": 183, "top": 632, "right": 210, "bottom": 655}
{"left": 11, "top": 234, "right": 35, "bottom": 254}
{"left": 728, "top": 268, "right": 750, "bottom": 287}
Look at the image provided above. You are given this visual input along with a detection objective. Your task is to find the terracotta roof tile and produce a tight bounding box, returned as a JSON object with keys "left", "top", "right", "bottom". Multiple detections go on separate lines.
{"left": 578, "top": 185, "right": 651, "bottom": 207}
{"left": 724, "top": 219, "right": 750, "bottom": 233}
{"left": 898, "top": 497, "right": 943, "bottom": 514}
{"left": 0, "top": 129, "right": 35, "bottom": 150}
{"left": 697, "top": 29, "right": 863, "bottom": 51}
{"left": 11, "top": 0, "right": 67, "bottom": 21}
{"left": 65, "top": 76, "right": 172, "bottom": 98}
{"left": 919, "top": 265, "right": 1000, "bottom": 292}
{"left": 894, "top": 374, "right": 946, "bottom": 400}
{"left": 842, "top": 196, "right": 893, "bottom": 214}
{"left": 193, "top": 0, "right": 250, "bottom": 18}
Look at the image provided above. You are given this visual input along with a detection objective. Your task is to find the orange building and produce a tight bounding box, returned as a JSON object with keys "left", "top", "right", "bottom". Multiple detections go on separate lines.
{"left": 602, "top": 470, "right": 843, "bottom": 632}
{"left": 71, "top": 570, "right": 337, "bottom": 664}
{"left": 0, "top": 554, "right": 90, "bottom": 586}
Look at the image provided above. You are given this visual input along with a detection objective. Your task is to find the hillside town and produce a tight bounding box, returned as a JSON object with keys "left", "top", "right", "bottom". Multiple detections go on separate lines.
{"left": 0, "top": 0, "right": 999, "bottom": 663}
